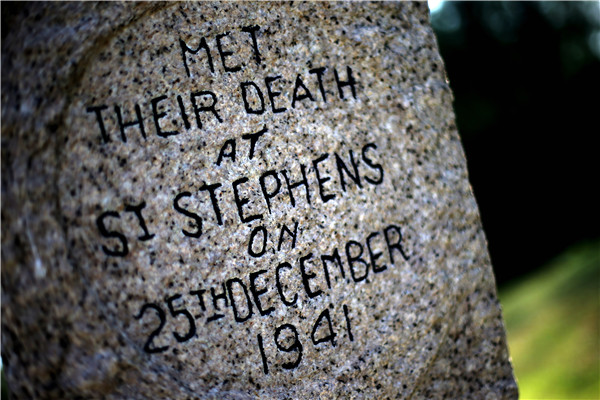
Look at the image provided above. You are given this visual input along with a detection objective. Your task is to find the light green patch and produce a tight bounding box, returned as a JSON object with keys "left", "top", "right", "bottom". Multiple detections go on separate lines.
{"left": 499, "top": 240, "right": 600, "bottom": 400}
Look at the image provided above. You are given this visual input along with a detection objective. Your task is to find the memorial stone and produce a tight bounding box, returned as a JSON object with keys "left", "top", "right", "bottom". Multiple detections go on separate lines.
{"left": 1, "top": 2, "right": 518, "bottom": 399}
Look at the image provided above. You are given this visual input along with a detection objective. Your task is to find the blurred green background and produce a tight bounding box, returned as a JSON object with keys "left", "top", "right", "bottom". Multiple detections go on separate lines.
{"left": 429, "top": 1, "right": 600, "bottom": 398}
{"left": 499, "top": 240, "right": 599, "bottom": 399}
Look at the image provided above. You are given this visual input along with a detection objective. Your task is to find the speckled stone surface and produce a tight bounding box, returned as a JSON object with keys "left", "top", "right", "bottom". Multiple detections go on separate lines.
{"left": 1, "top": 2, "right": 517, "bottom": 399}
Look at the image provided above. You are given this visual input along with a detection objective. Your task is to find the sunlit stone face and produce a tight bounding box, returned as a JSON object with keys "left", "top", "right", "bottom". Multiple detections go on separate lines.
{"left": 1, "top": 3, "right": 517, "bottom": 399}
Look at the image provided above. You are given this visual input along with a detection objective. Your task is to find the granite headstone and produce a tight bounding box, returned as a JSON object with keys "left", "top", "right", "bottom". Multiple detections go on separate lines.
{"left": 1, "top": 2, "right": 518, "bottom": 399}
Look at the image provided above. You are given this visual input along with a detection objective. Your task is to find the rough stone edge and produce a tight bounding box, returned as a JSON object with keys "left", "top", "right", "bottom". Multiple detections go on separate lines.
{"left": 407, "top": 9, "right": 519, "bottom": 399}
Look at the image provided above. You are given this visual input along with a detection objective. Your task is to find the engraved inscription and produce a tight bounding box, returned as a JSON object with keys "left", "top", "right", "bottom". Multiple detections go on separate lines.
{"left": 65, "top": 12, "right": 422, "bottom": 382}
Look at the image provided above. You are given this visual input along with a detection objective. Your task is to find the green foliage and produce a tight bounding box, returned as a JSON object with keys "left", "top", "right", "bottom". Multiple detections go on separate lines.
{"left": 1, "top": 367, "right": 8, "bottom": 400}
{"left": 499, "top": 240, "right": 600, "bottom": 399}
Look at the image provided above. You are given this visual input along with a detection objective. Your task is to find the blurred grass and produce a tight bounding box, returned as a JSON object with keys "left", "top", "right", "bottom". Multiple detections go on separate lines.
{"left": 499, "top": 239, "right": 600, "bottom": 399}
